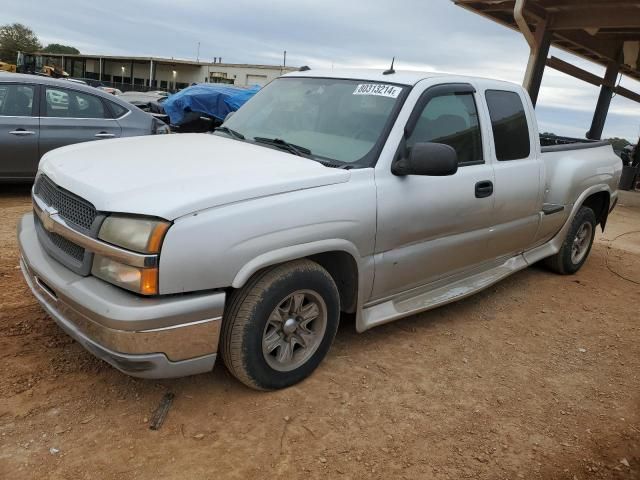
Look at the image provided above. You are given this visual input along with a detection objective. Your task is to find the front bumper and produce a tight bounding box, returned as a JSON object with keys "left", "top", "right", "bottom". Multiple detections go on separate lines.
{"left": 18, "top": 213, "right": 226, "bottom": 379}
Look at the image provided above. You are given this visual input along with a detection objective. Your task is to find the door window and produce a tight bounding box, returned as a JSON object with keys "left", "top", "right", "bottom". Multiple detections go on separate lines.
{"left": 407, "top": 92, "right": 483, "bottom": 165}
{"left": 0, "top": 84, "right": 35, "bottom": 116}
{"left": 44, "top": 87, "right": 107, "bottom": 119}
{"left": 485, "top": 90, "right": 530, "bottom": 161}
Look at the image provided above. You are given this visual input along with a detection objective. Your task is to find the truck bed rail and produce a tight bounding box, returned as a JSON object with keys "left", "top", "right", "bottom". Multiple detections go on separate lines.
{"left": 540, "top": 134, "right": 610, "bottom": 153}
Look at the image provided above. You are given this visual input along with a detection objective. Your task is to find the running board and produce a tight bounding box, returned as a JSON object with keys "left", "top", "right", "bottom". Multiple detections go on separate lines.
{"left": 360, "top": 255, "right": 529, "bottom": 331}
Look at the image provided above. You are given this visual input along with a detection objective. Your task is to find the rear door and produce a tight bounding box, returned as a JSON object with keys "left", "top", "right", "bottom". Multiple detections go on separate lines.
{"left": 0, "top": 82, "right": 40, "bottom": 179}
{"left": 480, "top": 88, "right": 543, "bottom": 258}
{"left": 39, "top": 86, "right": 121, "bottom": 157}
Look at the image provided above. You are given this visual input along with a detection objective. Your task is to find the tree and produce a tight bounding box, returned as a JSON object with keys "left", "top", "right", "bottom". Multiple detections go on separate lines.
{"left": 42, "top": 43, "right": 80, "bottom": 55}
{"left": 0, "top": 23, "right": 41, "bottom": 62}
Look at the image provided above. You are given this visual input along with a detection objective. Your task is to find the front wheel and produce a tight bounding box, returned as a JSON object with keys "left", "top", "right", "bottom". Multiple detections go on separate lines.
{"left": 220, "top": 259, "right": 340, "bottom": 390}
{"left": 544, "top": 206, "right": 597, "bottom": 275}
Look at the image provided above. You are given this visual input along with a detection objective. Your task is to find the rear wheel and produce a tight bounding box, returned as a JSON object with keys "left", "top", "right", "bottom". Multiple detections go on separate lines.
{"left": 544, "top": 206, "right": 597, "bottom": 275}
{"left": 220, "top": 259, "right": 340, "bottom": 390}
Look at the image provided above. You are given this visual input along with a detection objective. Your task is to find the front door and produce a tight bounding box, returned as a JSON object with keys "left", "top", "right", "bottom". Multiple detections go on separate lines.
{"left": 372, "top": 83, "right": 496, "bottom": 300}
{"left": 0, "top": 83, "right": 40, "bottom": 179}
{"left": 39, "top": 86, "right": 121, "bottom": 157}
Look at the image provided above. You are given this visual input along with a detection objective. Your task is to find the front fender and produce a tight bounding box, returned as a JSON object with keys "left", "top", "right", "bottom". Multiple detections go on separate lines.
{"left": 158, "top": 169, "right": 377, "bottom": 296}
{"left": 231, "top": 239, "right": 362, "bottom": 288}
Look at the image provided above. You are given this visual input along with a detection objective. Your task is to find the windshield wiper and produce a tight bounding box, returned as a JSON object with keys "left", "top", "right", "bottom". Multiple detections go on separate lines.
{"left": 214, "top": 126, "right": 245, "bottom": 140}
{"left": 253, "top": 137, "right": 312, "bottom": 157}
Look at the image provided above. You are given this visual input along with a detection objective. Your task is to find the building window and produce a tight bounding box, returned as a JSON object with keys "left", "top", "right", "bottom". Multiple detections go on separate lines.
{"left": 210, "top": 72, "right": 234, "bottom": 84}
{"left": 210, "top": 77, "right": 234, "bottom": 84}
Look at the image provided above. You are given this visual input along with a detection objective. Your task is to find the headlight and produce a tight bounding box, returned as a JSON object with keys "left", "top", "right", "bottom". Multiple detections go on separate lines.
{"left": 98, "top": 215, "right": 169, "bottom": 254}
{"left": 92, "top": 255, "right": 158, "bottom": 295}
{"left": 92, "top": 215, "right": 170, "bottom": 295}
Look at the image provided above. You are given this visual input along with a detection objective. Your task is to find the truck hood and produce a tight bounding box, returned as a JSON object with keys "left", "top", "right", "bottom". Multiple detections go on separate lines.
{"left": 39, "top": 134, "right": 351, "bottom": 219}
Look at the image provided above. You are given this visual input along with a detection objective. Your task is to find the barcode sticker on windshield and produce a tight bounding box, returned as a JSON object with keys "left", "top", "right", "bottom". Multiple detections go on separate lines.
{"left": 353, "top": 84, "right": 401, "bottom": 98}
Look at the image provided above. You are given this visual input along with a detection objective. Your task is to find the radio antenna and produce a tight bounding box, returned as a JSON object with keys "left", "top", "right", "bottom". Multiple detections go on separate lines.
{"left": 383, "top": 57, "right": 396, "bottom": 75}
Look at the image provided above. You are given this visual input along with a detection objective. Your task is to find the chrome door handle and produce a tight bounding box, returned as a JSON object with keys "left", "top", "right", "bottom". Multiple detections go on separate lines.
{"left": 94, "top": 132, "right": 116, "bottom": 138}
{"left": 9, "top": 130, "right": 36, "bottom": 136}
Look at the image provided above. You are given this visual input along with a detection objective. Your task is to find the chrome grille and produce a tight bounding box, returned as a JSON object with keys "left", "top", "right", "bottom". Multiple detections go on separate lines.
{"left": 35, "top": 215, "right": 85, "bottom": 262}
{"left": 33, "top": 175, "right": 102, "bottom": 275}
{"left": 34, "top": 175, "right": 97, "bottom": 231}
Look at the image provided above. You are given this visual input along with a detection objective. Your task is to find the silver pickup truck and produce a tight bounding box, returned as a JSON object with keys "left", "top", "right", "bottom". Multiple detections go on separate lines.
{"left": 18, "top": 69, "right": 622, "bottom": 390}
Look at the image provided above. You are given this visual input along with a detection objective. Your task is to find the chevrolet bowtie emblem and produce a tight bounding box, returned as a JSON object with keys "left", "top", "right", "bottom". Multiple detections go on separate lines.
{"left": 41, "top": 206, "right": 58, "bottom": 232}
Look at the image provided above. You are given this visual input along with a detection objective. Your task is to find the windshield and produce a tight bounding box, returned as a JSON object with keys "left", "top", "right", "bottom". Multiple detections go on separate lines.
{"left": 222, "top": 77, "right": 406, "bottom": 165}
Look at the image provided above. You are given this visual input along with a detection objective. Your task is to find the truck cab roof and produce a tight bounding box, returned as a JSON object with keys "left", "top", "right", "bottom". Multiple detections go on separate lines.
{"left": 282, "top": 68, "right": 520, "bottom": 88}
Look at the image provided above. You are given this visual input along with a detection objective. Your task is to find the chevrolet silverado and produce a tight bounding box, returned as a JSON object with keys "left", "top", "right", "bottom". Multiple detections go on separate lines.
{"left": 18, "top": 69, "right": 622, "bottom": 390}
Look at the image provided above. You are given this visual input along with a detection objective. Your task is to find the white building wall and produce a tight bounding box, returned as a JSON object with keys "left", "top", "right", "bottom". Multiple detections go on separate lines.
{"left": 98, "top": 62, "right": 156, "bottom": 84}
{"left": 97, "top": 62, "right": 133, "bottom": 81}
{"left": 80, "top": 55, "right": 295, "bottom": 89}
{"left": 155, "top": 63, "right": 203, "bottom": 86}
{"left": 203, "top": 65, "right": 289, "bottom": 86}
{"left": 132, "top": 62, "right": 150, "bottom": 82}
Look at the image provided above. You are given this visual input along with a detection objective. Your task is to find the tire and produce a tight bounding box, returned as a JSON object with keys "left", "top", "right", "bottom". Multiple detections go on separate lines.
{"left": 220, "top": 259, "right": 340, "bottom": 390}
{"left": 544, "top": 206, "right": 597, "bottom": 275}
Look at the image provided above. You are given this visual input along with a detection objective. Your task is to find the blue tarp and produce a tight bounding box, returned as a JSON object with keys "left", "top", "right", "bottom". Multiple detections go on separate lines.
{"left": 163, "top": 84, "right": 260, "bottom": 125}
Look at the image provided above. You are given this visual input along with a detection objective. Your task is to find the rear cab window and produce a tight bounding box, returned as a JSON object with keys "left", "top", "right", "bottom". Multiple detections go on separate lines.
{"left": 485, "top": 90, "right": 530, "bottom": 161}
{"left": 0, "top": 84, "right": 36, "bottom": 116}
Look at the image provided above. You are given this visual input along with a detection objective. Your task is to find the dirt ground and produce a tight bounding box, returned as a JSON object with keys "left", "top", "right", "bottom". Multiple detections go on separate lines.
{"left": 1, "top": 184, "right": 639, "bottom": 480}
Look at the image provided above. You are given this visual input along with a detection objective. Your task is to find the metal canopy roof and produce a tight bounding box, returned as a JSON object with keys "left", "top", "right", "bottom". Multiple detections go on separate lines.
{"left": 455, "top": 0, "right": 640, "bottom": 82}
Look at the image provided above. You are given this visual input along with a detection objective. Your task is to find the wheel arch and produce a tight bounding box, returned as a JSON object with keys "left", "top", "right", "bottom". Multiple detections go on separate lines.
{"left": 580, "top": 190, "right": 611, "bottom": 231}
{"left": 307, "top": 251, "right": 359, "bottom": 313}
{"left": 525, "top": 184, "right": 614, "bottom": 265}
{"left": 231, "top": 240, "right": 362, "bottom": 314}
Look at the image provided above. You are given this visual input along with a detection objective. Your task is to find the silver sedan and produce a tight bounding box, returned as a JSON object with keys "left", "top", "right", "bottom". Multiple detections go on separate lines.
{"left": 0, "top": 72, "right": 169, "bottom": 181}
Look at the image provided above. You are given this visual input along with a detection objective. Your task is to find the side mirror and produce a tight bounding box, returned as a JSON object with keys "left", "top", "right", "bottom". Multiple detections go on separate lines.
{"left": 392, "top": 142, "right": 459, "bottom": 176}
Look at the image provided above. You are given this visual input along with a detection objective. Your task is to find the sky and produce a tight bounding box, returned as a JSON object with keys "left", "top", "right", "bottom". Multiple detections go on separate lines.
{"left": 4, "top": 0, "right": 640, "bottom": 141}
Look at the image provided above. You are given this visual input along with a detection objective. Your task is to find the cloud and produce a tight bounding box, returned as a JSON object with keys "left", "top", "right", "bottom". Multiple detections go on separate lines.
{"left": 4, "top": 0, "right": 640, "bottom": 141}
